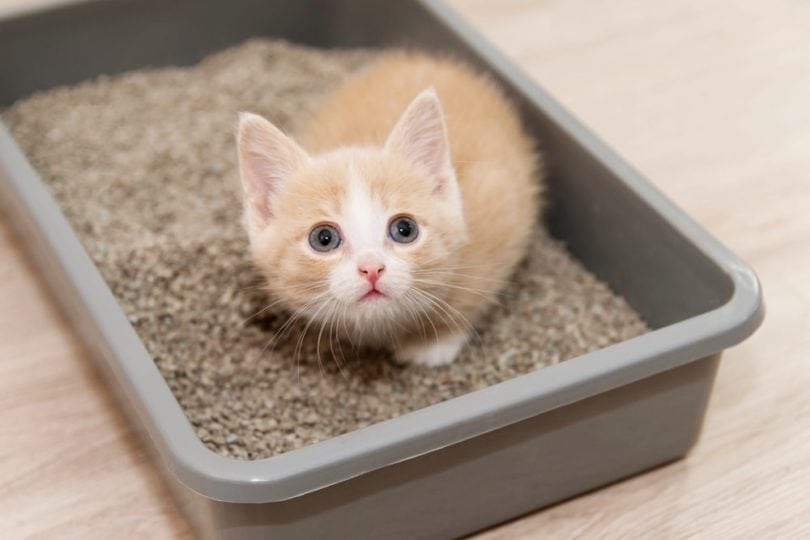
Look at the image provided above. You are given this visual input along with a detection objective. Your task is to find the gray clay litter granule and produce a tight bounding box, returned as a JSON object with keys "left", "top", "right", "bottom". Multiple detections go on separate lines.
{"left": 3, "top": 39, "right": 649, "bottom": 460}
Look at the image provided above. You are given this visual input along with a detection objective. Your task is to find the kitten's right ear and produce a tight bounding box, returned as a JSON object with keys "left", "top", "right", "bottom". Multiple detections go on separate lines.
{"left": 237, "top": 112, "right": 308, "bottom": 233}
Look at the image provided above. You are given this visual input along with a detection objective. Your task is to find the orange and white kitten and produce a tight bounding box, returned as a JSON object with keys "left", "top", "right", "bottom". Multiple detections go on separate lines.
{"left": 237, "top": 52, "right": 541, "bottom": 366}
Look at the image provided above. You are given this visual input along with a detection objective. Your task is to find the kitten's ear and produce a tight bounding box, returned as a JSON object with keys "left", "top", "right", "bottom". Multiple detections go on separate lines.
{"left": 237, "top": 112, "right": 308, "bottom": 233}
{"left": 385, "top": 88, "right": 457, "bottom": 196}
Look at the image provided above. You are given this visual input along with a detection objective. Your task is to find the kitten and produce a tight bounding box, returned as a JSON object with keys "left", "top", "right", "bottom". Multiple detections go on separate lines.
{"left": 237, "top": 52, "right": 542, "bottom": 366}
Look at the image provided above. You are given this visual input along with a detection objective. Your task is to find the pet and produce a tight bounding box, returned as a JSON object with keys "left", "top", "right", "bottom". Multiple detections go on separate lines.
{"left": 237, "top": 52, "right": 542, "bottom": 366}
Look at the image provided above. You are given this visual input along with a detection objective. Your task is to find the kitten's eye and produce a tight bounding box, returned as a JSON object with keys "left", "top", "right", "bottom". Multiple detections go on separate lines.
{"left": 389, "top": 216, "right": 419, "bottom": 244}
{"left": 308, "top": 224, "right": 341, "bottom": 252}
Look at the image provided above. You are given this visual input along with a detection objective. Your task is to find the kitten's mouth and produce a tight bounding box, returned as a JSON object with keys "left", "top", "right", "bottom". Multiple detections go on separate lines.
{"left": 359, "top": 288, "right": 386, "bottom": 302}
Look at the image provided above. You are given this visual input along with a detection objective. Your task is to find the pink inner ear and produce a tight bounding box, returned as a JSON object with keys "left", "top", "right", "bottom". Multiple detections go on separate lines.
{"left": 386, "top": 88, "right": 455, "bottom": 191}
{"left": 237, "top": 113, "right": 307, "bottom": 230}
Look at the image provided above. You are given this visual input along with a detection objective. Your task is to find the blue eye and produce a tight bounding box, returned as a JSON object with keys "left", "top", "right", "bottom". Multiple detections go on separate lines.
{"left": 389, "top": 216, "right": 419, "bottom": 243}
{"left": 309, "top": 224, "right": 341, "bottom": 252}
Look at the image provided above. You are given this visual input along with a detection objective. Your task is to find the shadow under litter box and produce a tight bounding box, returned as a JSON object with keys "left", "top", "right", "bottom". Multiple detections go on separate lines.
{"left": 2, "top": 39, "right": 648, "bottom": 460}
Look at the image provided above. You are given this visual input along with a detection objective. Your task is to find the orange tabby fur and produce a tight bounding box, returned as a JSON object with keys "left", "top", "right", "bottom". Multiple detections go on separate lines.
{"left": 238, "top": 52, "right": 542, "bottom": 366}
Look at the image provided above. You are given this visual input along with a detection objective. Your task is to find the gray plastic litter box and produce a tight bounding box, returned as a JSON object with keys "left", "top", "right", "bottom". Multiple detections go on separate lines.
{"left": 0, "top": 0, "right": 764, "bottom": 538}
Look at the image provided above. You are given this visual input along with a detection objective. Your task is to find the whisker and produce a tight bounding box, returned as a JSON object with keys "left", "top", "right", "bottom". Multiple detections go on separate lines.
{"left": 240, "top": 281, "right": 331, "bottom": 325}
{"left": 327, "top": 304, "right": 350, "bottom": 380}
{"left": 411, "top": 278, "right": 510, "bottom": 307}
{"left": 315, "top": 304, "right": 334, "bottom": 380}
{"left": 259, "top": 292, "right": 330, "bottom": 382}
{"left": 412, "top": 268, "right": 512, "bottom": 284}
{"left": 400, "top": 290, "right": 428, "bottom": 343}
{"left": 405, "top": 289, "right": 443, "bottom": 348}
{"left": 411, "top": 286, "right": 480, "bottom": 344}
{"left": 294, "top": 298, "right": 332, "bottom": 378}
{"left": 411, "top": 278, "right": 498, "bottom": 296}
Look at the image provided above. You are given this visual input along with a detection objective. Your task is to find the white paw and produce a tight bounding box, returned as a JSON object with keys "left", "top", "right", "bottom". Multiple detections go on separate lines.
{"left": 395, "top": 333, "right": 467, "bottom": 367}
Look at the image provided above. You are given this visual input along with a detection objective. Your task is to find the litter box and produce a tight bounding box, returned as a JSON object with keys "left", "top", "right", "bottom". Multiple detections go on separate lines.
{"left": 0, "top": 0, "right": 764, "bottom": 539}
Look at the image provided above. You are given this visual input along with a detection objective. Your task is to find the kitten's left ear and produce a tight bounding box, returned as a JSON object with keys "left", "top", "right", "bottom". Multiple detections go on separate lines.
{"left": 385, "top": 88, "right": 458, "bottom": 198}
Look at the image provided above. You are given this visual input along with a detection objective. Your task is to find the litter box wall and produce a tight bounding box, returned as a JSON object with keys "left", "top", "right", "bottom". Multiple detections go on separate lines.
{"left": 0, "top": 1, "right": 763, "bottom": 539}
{"left": 167, "top": 356, "right": 720, "bottom": 540}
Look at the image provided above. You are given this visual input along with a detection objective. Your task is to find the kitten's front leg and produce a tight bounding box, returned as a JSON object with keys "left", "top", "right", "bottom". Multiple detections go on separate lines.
{"left": 395, "top": 332, "right": 468, "bottom": 367}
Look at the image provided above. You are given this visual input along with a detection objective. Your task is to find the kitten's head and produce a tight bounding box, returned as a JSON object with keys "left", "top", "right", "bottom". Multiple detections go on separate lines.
{"left": 237, "top": 89, "right": 466, "bottom": 339}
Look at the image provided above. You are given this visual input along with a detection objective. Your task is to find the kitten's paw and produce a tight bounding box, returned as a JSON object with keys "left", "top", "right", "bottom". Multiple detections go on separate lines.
{"left": 395, "top": 333, "right": 467, "bottom": 367}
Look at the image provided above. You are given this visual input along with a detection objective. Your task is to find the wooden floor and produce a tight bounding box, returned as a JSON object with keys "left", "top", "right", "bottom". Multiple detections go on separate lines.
{"left": 2, "top": 0, "right": 809, "bottom": 538}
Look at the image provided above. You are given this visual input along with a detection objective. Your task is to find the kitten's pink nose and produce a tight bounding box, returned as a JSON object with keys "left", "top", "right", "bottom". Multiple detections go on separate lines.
{"left": 358, "top": 260, "right": 385, "bottom": 285}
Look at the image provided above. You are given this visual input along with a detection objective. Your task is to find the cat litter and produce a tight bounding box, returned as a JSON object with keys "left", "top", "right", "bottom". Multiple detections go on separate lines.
{"left": 1, "top": 38, "right": 648, "bottom": 460}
